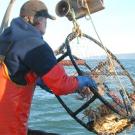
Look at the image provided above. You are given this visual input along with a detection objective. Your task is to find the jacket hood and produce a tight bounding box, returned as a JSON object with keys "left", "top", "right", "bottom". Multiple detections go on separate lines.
{"left": 0, "top": 17, "right": 42, "bottom": 42}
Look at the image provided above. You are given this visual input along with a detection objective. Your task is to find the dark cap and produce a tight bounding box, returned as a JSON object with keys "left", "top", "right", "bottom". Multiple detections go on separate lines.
{"left": 20, "top": 0, "right": 56, "bottom": 20}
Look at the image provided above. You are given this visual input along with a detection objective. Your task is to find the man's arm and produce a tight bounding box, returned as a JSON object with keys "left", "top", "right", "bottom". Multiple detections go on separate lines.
{"left": 24, "top": 43, "right": 97, "bottom": 96}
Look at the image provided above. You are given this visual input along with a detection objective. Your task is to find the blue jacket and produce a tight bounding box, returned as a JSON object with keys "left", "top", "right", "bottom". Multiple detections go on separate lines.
{"left": 0, "top": 17, "right": 57, "bottom": 85}
{"left": 0, "top": 17, "right": 78, "bottom": 96}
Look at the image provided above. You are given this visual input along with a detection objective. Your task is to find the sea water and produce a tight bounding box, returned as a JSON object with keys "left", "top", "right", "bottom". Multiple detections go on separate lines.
{"left": 28, "top": 59, "right": 135, "bottom": 135}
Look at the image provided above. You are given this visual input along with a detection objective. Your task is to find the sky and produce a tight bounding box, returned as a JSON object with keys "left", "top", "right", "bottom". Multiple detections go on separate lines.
{"left": 0, "top": 0, "right": 135, "bottom": 55}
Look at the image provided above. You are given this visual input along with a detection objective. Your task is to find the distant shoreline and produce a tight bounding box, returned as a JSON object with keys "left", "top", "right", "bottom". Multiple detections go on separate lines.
{"left": 115, "top": 53, "right": 135, "bottom": 59}
{"left": 87, "top": 53, "right": 135, "bottom": 60}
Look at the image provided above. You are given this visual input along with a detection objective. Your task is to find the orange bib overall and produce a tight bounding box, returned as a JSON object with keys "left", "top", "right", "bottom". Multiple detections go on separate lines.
{"left": 0, "top": 63, "right": 36, "bottom": 135}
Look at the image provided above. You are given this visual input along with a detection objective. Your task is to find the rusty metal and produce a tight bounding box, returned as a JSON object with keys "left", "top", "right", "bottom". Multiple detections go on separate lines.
{"left": 55, "top": 0, "right": 104, "bottom": 21}
{"left": 59, "top": 59, "right": 86, "bottom": 66}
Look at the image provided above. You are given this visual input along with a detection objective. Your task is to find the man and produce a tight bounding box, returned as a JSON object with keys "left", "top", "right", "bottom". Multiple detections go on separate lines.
{"left": 0, "top": 0, "right": 97, "bottom": 135}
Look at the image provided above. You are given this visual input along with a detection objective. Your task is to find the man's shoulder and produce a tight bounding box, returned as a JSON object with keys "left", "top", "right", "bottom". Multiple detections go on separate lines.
{"left": 21, "top": 37, "right": 45, "bottom": 47}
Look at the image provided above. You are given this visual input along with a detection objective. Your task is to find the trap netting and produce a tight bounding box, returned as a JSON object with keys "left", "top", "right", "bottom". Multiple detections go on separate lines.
{"left": 55, "top": 32, "right": 135, "bottom": 134}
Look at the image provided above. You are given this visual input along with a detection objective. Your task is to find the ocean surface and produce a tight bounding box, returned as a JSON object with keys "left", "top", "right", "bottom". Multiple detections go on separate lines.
{"left": 28, "top": 59, "right": 135, "bottom": 135}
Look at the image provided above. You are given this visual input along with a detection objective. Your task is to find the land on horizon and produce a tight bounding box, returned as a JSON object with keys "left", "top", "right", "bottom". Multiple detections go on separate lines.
{"left": 88, "top": 53, "right": 135, "bottom": 59}
{"left": 115, "top": 53, "right": 135, "bottom": 59}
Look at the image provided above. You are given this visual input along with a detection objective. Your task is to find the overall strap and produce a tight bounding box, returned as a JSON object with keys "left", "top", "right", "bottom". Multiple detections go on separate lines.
{"left": 0, "top": 40, "right": 13, "bottom": 64}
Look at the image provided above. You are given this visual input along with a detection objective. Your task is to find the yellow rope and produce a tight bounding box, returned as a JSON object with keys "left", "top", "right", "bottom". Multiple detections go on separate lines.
{"left": 70, "top": 8, "right": 82, "bottom": 37}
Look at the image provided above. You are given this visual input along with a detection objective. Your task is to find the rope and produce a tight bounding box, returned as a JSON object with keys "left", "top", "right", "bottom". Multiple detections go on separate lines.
{"left": 70, "top": 8, "right": 82, "bottom": 37}
{"left": 83, "top": 0, "right": 133, "bottom": 117}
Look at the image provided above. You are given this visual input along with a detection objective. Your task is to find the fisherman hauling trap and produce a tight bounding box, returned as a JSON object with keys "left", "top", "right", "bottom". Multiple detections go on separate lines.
{"left": 0, "top": 0, "right": 97, "bottom": 135}
{"left": 1, "top": 0, "right": 135, "bottom": 135}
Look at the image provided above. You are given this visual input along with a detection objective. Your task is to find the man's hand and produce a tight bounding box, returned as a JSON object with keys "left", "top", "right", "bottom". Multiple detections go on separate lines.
{"left": 77, "top": 76, "right": 97, "bottom": 90}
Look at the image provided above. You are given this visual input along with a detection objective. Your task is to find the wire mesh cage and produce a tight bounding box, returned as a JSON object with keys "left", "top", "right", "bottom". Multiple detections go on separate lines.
{"left": 55, "top": 32, "right": 135, "bottom": 134}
